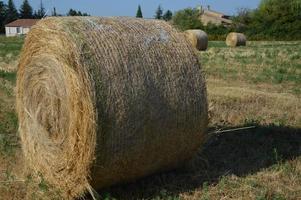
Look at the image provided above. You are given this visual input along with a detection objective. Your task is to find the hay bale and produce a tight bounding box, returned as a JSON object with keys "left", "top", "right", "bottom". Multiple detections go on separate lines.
{"left": 184, "top": 29, "right": 208, "bottom": 51}
{"left": 226, "top": 32, "right": 247, "bottom": 47}
{"left": 16, "top": 17, "right": 208, "bottom": 199}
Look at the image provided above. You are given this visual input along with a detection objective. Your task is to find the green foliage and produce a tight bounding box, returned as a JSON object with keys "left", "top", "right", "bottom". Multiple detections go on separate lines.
{"left": 163, "top": 10, "right": 173, "bottom": 21}
{"left": 172, "top": 7, "right": 232, "bottom": 38}
{"left": 5, "top": 0, "right": 18, "bottom": 23}
{"left": 234, "top": 0, "right": 301, "bottom": 40}
{"left": 171, "top": 0, "right": 301, "bottom": 40}
{"left": 136, "top": 5, "right": 143, "bottom": 18}
{"left": 0, "top": 71, "right": 16, "bottom": 83}
{"left": 67, "top": 9, "right": 79, "bottom": 16}
{"left": 172, "top": 8, "right": 203, "bottom": 31}
{"left": 38, "top": 176, "right": 49, "bottom": 192}
{"left": 0, "top": 1, "right": 7, "bottom": 33}
{"left": 204, "top": 23, "right": 231, "bottom": 40}
{"left": 34, "top": 0, "right": 45, "bottom": 19}
{"left": 154, "top": 5, "right": 163, "bottom": 19}
{"left": 19, "top": 0, "right": 33, "bottom": 19}
{"left": 233, "top": 8, "right": 253, "bottom": 25}
{"left": 67, "top": 8, "right": 89, "bottom": 16}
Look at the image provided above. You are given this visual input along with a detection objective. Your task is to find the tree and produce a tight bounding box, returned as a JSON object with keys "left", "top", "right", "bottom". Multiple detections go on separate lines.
{"left": 5, "top": 0, "right": 18, "bottom": 23}
{"left": 231, "top": 8, "right": 253, "bottom": 32}
{"left": 154, "top": 5, "right": 163, "bottom": 19}
{"left": 136, "top": 5, "right": 143, "bottom": 18}
{"left": 248, "top": 0, "right": 301, "bottom": 39}
{"left": 172, "top": 8, "right": 203, "bottom": 31}
{"left": 163, "top": 10, "right": 173, "bottom": 21}
{"left": 52, "top": 7, "right": 57, "bottom": 16}
{"left": 233, "top": 8, "right": 252, "bottom": 25}
{"left": 67, "top": 9, "right": 89, "bottom": 16}
{"left": 19, "top": 0, "right": 33, "bottom": 19}
{"left": 0, "top": 1, "right": 7, "bottom": 33}
{"left": 204, "top": 22, "right": 230, "bottom": 40}
{"left": 67, "top": 9, "right": 77, "bottom": 16}
{"left": 34, "top": 0, "right": 45, "bottom": 19}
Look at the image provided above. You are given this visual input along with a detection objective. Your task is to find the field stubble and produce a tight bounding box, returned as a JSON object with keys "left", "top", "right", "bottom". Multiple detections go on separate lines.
{"left": 0, "top": 38, "right": 300, "bottom": 199}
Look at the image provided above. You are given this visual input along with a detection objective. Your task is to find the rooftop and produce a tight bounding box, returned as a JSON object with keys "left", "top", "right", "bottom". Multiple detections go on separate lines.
{"left": 5, "top": 19, "right": 40, "bottom": 27}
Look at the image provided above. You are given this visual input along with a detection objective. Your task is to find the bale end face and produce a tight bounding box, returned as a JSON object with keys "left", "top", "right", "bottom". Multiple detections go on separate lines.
{"left": 16, "top": 21, "right": 97, "bottom": 198}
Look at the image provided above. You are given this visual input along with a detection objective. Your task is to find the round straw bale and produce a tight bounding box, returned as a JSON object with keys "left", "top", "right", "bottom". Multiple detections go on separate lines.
{"left": 184, "top": 29, "right": 208, "bottom": 51}
{"left": 16, "top": 17, "right": 208, "bottom": 199}
{"left": 226, "top": 32, "right": 247, "bottom": 47}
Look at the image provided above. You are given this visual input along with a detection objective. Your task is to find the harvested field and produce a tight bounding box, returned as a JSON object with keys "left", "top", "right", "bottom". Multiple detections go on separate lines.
{"left": 0, "top": 37, "right": 300, "bottom": 199}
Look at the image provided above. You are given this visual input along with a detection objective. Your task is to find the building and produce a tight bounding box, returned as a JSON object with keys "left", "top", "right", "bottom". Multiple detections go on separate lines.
{"left": 5, "top": 19, "right": 40, "bottom": 37}
{"left": 198, "top": 6, "right": 233, "bottom": 26}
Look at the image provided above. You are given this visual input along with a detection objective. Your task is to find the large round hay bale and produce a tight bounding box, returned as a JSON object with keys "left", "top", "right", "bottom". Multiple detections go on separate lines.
{"left": 184, "top": 29, "right": 208, "bottom": 51}
{"left": 16, "top": 17, "right": 208, "bottom": 199}
{"left": 226, "top": 32, "right": 247, "bottom": 47}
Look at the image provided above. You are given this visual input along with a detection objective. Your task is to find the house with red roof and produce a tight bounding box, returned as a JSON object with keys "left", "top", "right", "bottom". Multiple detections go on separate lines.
{"left": 5, "top": 19, "right": 40, "bottom": 37}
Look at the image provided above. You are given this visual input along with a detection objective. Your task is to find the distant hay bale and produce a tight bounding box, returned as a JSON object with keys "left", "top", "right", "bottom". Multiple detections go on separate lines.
{"left": 16, "top": 17, "right": 208, "bottom": 199}
{"left": 226, "top": 32, "right": 247, "bottom": 47}
{"left": 184, "top": 29, "right": 208, "bottom": 51}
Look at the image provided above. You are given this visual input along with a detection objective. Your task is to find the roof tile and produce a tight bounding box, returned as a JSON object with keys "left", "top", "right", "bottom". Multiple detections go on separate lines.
{"left": 5, "top": 19, "right": 40, "bottom": 27}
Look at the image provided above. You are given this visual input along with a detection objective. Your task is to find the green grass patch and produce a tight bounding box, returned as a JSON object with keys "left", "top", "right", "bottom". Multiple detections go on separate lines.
{"left": 0, "top": 103, "right": 18, "bottom": 156}
{"left": 0, "top": 70, "right": 17, "bottom": 83}
{"left": 0, "top": 36, "right": 24, "bottom": 62}
{"left": 208, "top": 41, "right": 227, "bottom": 48}
{"left": 201, "top": 41, "right": 301, "bottom": 94}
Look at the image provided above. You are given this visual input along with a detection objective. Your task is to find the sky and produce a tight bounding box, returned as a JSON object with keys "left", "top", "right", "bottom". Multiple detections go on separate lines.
{"left": 9, "top": 0, "right": 261, "bottom": 18}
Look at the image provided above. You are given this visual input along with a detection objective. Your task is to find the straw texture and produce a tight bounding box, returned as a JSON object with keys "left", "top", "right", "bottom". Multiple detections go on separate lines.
{"left": 185, "top": 29, "right": 208, "bottom": 51}
{"left": 226, "top": 32, "right": 247, "bottom": 47}
{"left": 16, "top": 17, "right": 208, "bottom": 199}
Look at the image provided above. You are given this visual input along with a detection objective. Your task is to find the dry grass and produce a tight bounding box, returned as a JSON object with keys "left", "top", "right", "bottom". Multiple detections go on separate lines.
{"left": 0, "top": 36, "right": 23, "bottom": 72}
{"left": 203, "top": 41, "right": 301, "bottom": 96}
{"left": 207, "top": 79, "right": 301, "bottom": 127}
{"left": 0, "top": 39, "right": 300, "bottom": 199}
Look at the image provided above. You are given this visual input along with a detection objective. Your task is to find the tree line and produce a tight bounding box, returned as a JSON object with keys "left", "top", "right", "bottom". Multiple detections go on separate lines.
{"left": 0, "top": 0, "right": 89, "bottom": 33}
{"left": 233, "top": 0, "right": 301, "bottom": 40}
{"left": 1, "top": 0, "right": 300, "bottom": 40}
{"left": 171, "top": 0, "right": 301, "bottom": 40}
{"left": 136, "top": 0, "right": 301, "bottom": 40}
{"left": 136, "top": 4, "right": 173, "bottom": 21}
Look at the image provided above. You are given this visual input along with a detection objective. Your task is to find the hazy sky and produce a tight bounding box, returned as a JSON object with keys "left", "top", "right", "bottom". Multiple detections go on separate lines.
{"left": 9, "top": 0, "right": 261, "bottom": 17}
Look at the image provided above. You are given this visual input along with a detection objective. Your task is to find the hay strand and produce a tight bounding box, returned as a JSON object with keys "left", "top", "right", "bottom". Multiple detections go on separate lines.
{"left": 16, "top": 17, "right": 208, "bottom": 199}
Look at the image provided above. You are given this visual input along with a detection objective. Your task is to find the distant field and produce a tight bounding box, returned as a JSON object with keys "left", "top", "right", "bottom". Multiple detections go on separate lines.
{"left": 204, "top": 41, "right": 301, "bottom": 96}
{"left": 0, "top": 38, "right": 300, "bottom": 199}
{"left": 0, "top": 36, "right": 23, "bottom": 59}
{"left": 203, "top": 41, "right": 301, "bottom": 128}
{"left": 0, "top": 36, "right": 23, "bottom": 72}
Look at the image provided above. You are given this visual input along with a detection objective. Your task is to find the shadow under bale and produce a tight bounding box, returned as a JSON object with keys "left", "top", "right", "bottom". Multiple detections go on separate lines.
{"left": 93, "top": 125, "right": 301, "bottom": 199}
